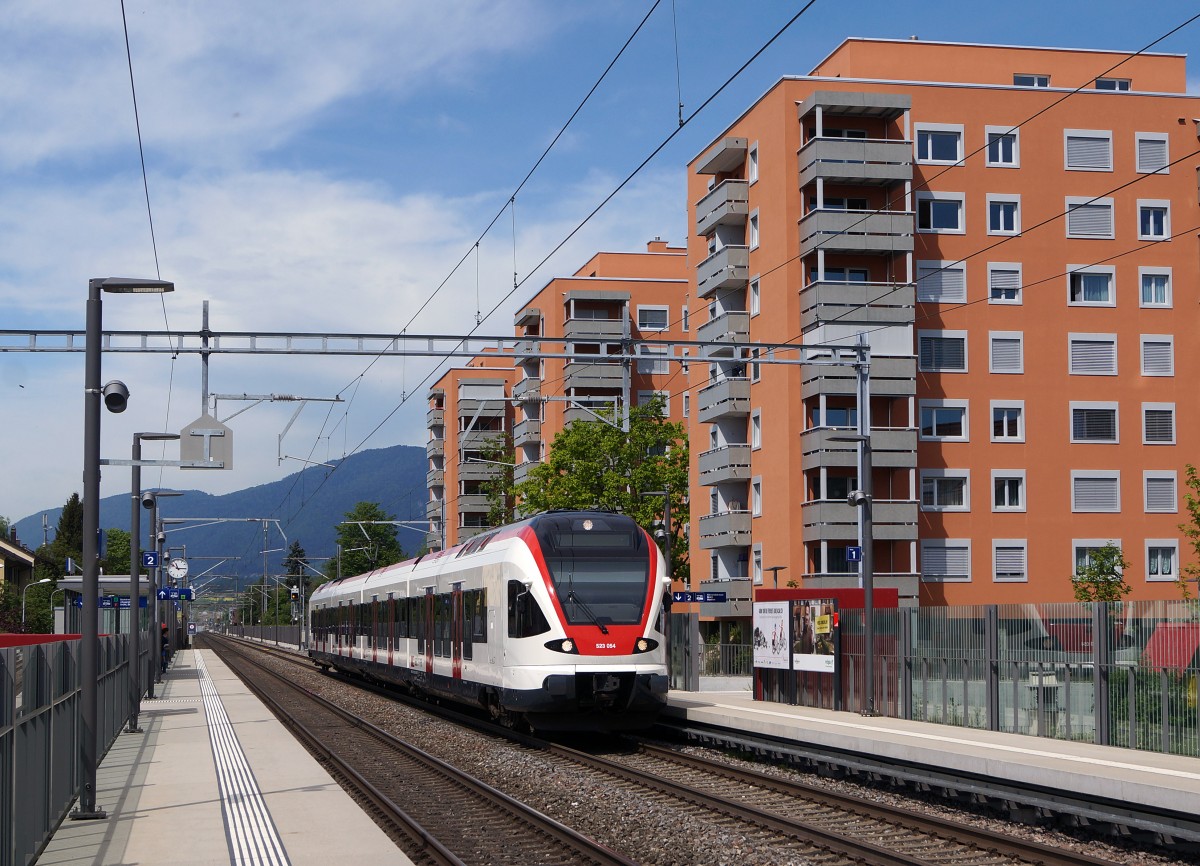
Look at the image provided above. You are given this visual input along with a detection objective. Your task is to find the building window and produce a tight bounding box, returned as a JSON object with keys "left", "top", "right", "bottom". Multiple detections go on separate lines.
{"left": 637, "top": 305, "right": 669, "bottom": 331}
{"left": 916, "top": 261, "right": 966, "bottom": 303}
{"left": 1070, "top": 403, "right": 1118, "bottom": 443}
{"left": 992, "top": 471, "right": 1026, "bottom": 511}
{"left": 921, "top": 540, "right": 972, "bottom": 583}
{"left": 1069, "top": 334, "right": 1117, "bottom": 375}
{"left": 1139, "top": 269, "right": 1171, "bottom": 307}
{"left": 1145, "top": 472, "right": 1177, "bottom": 513}
{"left": 991, "top": 402, "right": 1025, "bottom": 442}
{"left": 1095, "top": 77, "right": 1130, "bottom": 91}
{"left": 681, "top": 306, "right": 689, "bottom": 332}
{"left": 1141, "top": 336, "right": 1174, "bottom": 376}
{"left": 989, "top": 332, "right": 1023, "bottom": 373}
{"left": 916, "top": 193, "right": 965, "bottom": 233}
{"left": 1065, "top": 197, "right": 1114, "bottom": 238}
{"left": 749, "top": 210, "right": 760, "bottom": 249}
{"left": 752, "top": 544, "right": 763, "bottom": 585}
{"left": 751, "top": 409, "right": 761, "bottom": 449}
{"left": 752, "top": 477, "right": 762, "bottom": 517}
{"left": 921, "top": 470, "right": 970, "bottom": 512}
{"left": 812, "top": 266, "right": 869, "bottom": 282}
{"left": 1138, "top": 200, "right": 1170, "bottom": 240}
{"left": 1143, "top": 403, "right": 1175, "bottom": 445}
{"left": 681, "top": 393, "right": 689, "bottom": 418}
{"left": 918, "top": 330, "right": 967, "bottom": 372}
{"left": 919, "top": 401, "right": 968, "bottom": 441}
{"left": 748, "top": 142, "right": 759, "bottom": 183}
{"left": 914, "top": 124, "right": 964, "bottom": 164}
{"left": 1071, "top": 472, "right": 1120, "bottom": 512}
{"left": 1074, "top": 540, "right": 1118, "bottom": 573}
{"left": 985, "top": 126, "right": 1019, "bottom": 167}
{"left": 636, "top": 345, "right": 668, "bottom": 374}
{"left": 749, "top": 277, "right": 760, "bottom": 317}
{"left": 1013, "top": 73, "right": 1049, "bottom": 87}
{"left": 994, "top": 541, "right": 1028, "bottom": 582}
{"left": 988, "top": 263, "right": 1022, "bottom": 304}
{"left": 1147, "top": 542, "right": 1177, "bottom": 582}
{"left": 1135, "top": 133, "right": 1169, "bottom": 174}
{"left": 749, "top": 348, "right": 761, "bottom": 383}
{"left": 987, "top": 195, "right": 1020, "bottom": 235}
{"left": 1065, "top": 130, "right": 1113, "bottom": 171}
{"left": 1068, "top": 267, "right": 1114, "bottom": 306}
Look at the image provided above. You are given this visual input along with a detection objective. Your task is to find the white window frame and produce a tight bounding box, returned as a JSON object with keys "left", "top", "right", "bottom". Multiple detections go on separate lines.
{"left": 990, "top": 400, "right": 1025, "bottom": 443}
{"left": 985, "top": 125, "right": 1020, "bottom": 168}
{"left": 1064, "top": 129, "right": 1113, "bottom": 171}
{"left": 989, "top": 331, "right": 1023, "bottom": 374}
{"left": 1065, "top": 196, "right": 1115, "bottom": 239}
{"left": 1142, "top": 402, "right": 1175, "bottom": 445}
{"left": 1071, "top": 471, "right": 1121, "bottom": 513}
{"left": 752, "top": 543, "right": 763, "bottom": 585}
{"left": 919, "top": 399, "right": 969, "bottom": 442}
{"left": 681, "top": 305, "right": 689, "bottom": 332}
{"left": 1095, "top": 77, "right": 1130, "bottom": 91}
{"left": 636, "top": 304, "right": 670, "bottom": 332}
{"left": 916, "top": 260, "right": 967, "bottom": 304}
{"left": 1135, "top": 132, "right": 1170, "bottom": 175}
{"left": 991, "top": 470, "right": 1027, "bottom": 513}
{"left": 749, "top": 209, "right": 760, "bottom": 250}
{"left": 916, "top": 191, "right": 966, "bottom": 234}
{"left": 1140, "top": 334, "right": 1174, "bottom": 376}
{"left": 1137, "top": 199, "right": 1171, "bottom": 241}
{"left": 920, "top": 469, "right": 971, "bottom": 513}
{"left": 636, "top": 345, "right": 668, "bottom": 374}
{"left": 921, "top": 539, "right": 972, "bottom": 583}
{"left": 681, "top": 393, "right": 689, "bottom": 419}
{"left": 1069, "top": 333, "right": 1117, "bottom": 376}
{"left": 1074, "top": 538, "right": 1120, "bottom": 574}
{"left": 1069, "top": 401, "right": 1119, "bottom": 444}
{"left": 749, "top": 347, "right": 761, "bottom": 383}
{"left": 749, "top": 277, "right": 760, "bottom": 317}
{"left": 987, "top": 262, "right": 1022, "bottom": 305}
{"left": 1138, "top": 267, "right": 1172, "bottom": 308}
{"left": 1145, "top": 539, "right": 1179, "bottom": 582}
{"left": 993, "top": 540, "right": 1029, "bottom": 583}
{"left": 1144, "top": 471, "right": 1178, "bottom": 513}
{"left": 918, "top": 329, "right": 968, "bottom": 373}
{"left": 986, "top": 194, "right": 1021, "bottom": 235}
{"left": 751, "top": 476, "right": 762, "bottom": 517}
{"left": 750, "top": 409, "right": 762, "bottom": 450}
{"left": 748, "top": 141, "right": 759, "bottom": 184}
{"left": 914, "top": 122, "right": 965, "bottom": 164}
{"left": 1013, "top": 73, "right": 1049, "bottom": 87}
{"left": 1067, "top": 265, "right": 1115, "bottom": 307}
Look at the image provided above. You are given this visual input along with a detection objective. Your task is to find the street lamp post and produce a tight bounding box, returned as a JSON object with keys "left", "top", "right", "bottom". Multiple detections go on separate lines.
{"left": 76, "top": 276, "right": 173, "bottom": 821}
{"left": 21, "top": 578, "right": 52, "bottom": 628}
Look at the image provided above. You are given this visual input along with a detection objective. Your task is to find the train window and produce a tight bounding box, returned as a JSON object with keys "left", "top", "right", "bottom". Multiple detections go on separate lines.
{"left": 507, "top": 580, "right": 551, "bottom": 638}
{"left": 472, "top": 589, "right": 487, "bottom": 641}
{"left": 461, "top": 592, "right": 473, "bottom": 661}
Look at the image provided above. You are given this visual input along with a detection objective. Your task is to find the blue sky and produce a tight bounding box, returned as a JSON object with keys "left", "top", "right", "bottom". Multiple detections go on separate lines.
{"left": 2, "top": 0, "right": 1198, "bottom": 529}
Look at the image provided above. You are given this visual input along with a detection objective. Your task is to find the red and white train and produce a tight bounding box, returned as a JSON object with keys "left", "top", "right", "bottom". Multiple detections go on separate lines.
{"left": 308, "top": 510, "right": 671, "bottom": 730}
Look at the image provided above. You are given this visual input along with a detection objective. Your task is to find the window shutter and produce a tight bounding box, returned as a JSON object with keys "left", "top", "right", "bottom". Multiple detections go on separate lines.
{"left": 1144, "top": 409, "right": 1174, "bottom": 442}
{"left": 1070, "top": 339, "right": 1116, "bottom": 374}
{"left": 920, "top": 336, "right": 966, "bottom": 371}
{"left": 1066, "top": 135, "right": 1112, "bottom": 169}
{"left": 1142, "top": 340, "right": 1173, "bottom": 375}
{"left": 994, "top": 546, "right": 1027, "bottom": 580}
{"left": 991, "top": 337, "right": 1022, "bottom": 372}
{"left": 917, "top": 264, "right": 966, "bottom": 303}
{"left": 921, "top": 544, "right": 970, "bottom": 580}
{"left": 989, "top": 268, "right": 1020, "bottom": 296}
{"left": 1137, "top": 138, "right": 1168, "bottom": 173}
{"left": 1066, "top": 202, "right": 1113, "bottom": 236}
{"left": 1072, "top": 408, "right": 1116, "bottom": 441}
{"left": 1073, "top": 476, "right": 1120, "bottom": 511}
{"left": 1146, "top": 477, "right": 1176, "bottom": 512}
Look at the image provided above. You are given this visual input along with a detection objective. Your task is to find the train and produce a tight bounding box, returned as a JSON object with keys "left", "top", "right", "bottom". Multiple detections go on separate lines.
{"left": 307, "top": 510, "right": 672, "bottom": 731}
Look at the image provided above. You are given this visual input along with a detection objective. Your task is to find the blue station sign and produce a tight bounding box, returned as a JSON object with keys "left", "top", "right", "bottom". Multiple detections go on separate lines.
{"left": 672, "top": 591, "right": 728, "bottom": 603}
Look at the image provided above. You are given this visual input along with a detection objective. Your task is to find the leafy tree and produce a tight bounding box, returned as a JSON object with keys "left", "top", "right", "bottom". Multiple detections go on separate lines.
{"left": 56, "top": 493, "right": 84, "bottom": 554}
{"left": 324, "top": 502, "right": 405, "bottom": 580}
{"left": 1071, "top": 541, "right": 1132, "bottom": 603}
{"left": 1178, "top": 464, "right": 1200, "bottom": 600}
{"left": 479, "top": 433, "right": 516, "bottom": 528}
{"left": 508, "top": 397, "right": 689, "bottom": 580}
{"left": 101, "top": 528, "right": 132, "bottom": 576}
{"left": 282, "top": 540, "right": 313, "bottom": 595}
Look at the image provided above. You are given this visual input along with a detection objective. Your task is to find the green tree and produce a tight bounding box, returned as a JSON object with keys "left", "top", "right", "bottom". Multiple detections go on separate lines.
{"left": 101, "top": 528, "right": 132, "bottom": 576}
{"left": 282, "top": 540, "right": 312, "bottom": 594}
{"left": 56, "top": 493, "right": 84, "bottom": 555}
{"left": 324, "top": 502, "right": 405, "bottom": 580}
{"left": 1178, "top": 464, "right": 1200, "bottom": 600}
{"left": 479, "top": 433, "right": 516, "bottom": 528}
{"left": 1071, "top": 541, "right": 1132, "bottom": 603}
{"left": 509, "top": 397, "right": 689, "bottom": 580}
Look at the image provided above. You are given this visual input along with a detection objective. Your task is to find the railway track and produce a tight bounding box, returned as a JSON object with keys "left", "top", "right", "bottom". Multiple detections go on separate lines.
{"left": 209, "top": 636, "right": 1134, "bottom": 866}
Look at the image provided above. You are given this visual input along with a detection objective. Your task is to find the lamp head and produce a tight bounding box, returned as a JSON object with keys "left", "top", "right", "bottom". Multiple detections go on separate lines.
{"left": 102, "top": 380, "right": 129, "bottom": 413}
{"left": 141, "top": 492, "right": 156, "bottom": 510}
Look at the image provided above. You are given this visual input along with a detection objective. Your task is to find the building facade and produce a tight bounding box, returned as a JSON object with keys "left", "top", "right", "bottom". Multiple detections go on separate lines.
{"left": 684, "top": 38, "right": 1199, "bottom": 612}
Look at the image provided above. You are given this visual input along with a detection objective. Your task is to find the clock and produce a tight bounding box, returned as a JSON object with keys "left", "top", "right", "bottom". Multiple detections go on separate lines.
{"left": 167, "top": 558, "right": 189, "bottom": 580}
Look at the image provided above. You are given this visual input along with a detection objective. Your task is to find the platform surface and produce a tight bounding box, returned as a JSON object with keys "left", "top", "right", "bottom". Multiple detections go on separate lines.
{"left": 37, "top": 648, "right": 410, "bottom": 866}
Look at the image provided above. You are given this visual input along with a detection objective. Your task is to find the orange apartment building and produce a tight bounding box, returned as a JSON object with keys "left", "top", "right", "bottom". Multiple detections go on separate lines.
{"left": 684, "top": 38, "right": 1199, "bottom": 616}
{"left": 427, "top": 240, "right": 689, "bottom": 549}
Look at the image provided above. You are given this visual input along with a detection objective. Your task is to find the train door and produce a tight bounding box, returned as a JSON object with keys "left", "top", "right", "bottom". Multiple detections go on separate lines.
{"left": 387, "top": 594, "right": 394, "bottom": 666}
{"left": 370, "top": 595, "right": 379, "bottom": 664}
{"left": 451, "top": 584, "right": 463, "bottom": 680}
{"left": 424, "top": 589, "right": 435, "bottom": 675}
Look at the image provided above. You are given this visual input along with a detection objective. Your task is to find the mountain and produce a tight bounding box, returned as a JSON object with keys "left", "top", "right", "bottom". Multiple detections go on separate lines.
{"left": 14, "top": 444, "right": 428, "bottom": 590}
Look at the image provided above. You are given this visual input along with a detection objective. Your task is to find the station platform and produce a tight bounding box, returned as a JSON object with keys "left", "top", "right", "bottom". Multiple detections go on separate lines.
{"left": 36, "top": 648, "right": 409, "bottom": 866}
{"left": 665, "top": 690, "right": 1200, "bottom": 837}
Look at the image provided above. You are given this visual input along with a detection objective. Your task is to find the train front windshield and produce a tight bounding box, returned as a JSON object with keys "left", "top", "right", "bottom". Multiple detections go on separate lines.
{"left": 534, "top": 515, "right": 651, "bottom": 627}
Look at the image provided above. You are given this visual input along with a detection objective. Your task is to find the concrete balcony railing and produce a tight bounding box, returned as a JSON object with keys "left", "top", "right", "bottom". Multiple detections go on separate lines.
{"left": 426, "top": 408, "right": 444, "bottom": 427}
{"left": 426, "top": 469, "right": 444, "bottom": 489}
{"left": 457, "top": 399, "right": 506, "bottom": 418}
{"left": 799, "top": 280, "right": 914, "bottom": 331}
{"left": 563, "top": 360, "right": 623, "bottom": 390}
{"left": 697, "top": 577, "right": 754, "bottom": 617}
{"left": 797, "top": 210, "right": 913, "bottom": 257}
{"left": 458, "top": 525, "right": 489, "bottom": 541}
{"left": 457, "top": 461, "right": 501, "bottom": 482}
{"left": 696, "top": 310, "right": 749, "bottom": 355}
{"left": 425, "top": 499, "right": 444, "bottom": 519}
{"left": 799, "top": 499, "right": 918, "bottom": 541}
{"left": 800, "top": 356, "right": 916, "bottom": 399}
{"left": 696, "top": 136, "right": 748, "bottom": 175}
{"left": 799, "top": 426, "right": 917, "bottom": 469}
{"left": 513, "top": 418, "right": 542, "bottom": 447}
{"left": 698, "top": 444, "right": 752, "bottom": 485}
{"left": 514, "top": 460, "right": 538, "bottom": 485}
{"left": 797, "top": 138, "right": 912, "bottom": 188}
{"left": 564, "top": 403, "right": 618, "bottom": 426}
{"left": 426, "top": 439, "right": 445, "bottom": 458}
{"left": 695, "top": 179, "right": 749, "bottom": 236}
{"left": 457, "top": 494, "right": 491, "bottom": 513}
{"left": 424, "top": 530, "right": 442, "bottom": 550}
{"left": 697, "top": 377, "right": 750, "bottom": 422}
{"left": 513, "top": 376, "right": 541, "bottom": 402}
{"left": 696, "top": 245, "right": 749, "bottom": 298}
{"left": 458, "top": 429, "right": 505, "bottom": 450}
{"left": 698, "top": 510, "right": 752, "bottom": 550}
{"left": 564, "top": 318, "right": 625, "bottom": 342}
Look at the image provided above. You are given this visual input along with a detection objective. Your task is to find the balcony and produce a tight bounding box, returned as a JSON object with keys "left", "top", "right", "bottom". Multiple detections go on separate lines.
{"left": 458, "top": 525, "right": 489, "bottom": 541}
{"left": 426, "top": 408, "right": 444, "bottom": 427}
{"left": 457, "top": 494, "right": 491, "bottom": 514}
{"left": 563, "top": 360, "right": 623, "bottom": 390}
{"left": 458, "top": 429, "right": 505, "bottom": 450}
{"left": 458, "top": 461, "right": 501, "bottom": 482}
{"left": 425, "top": 499, "right": 444, "bottom": 519}
{"left": 513, "top": 376, "right": 541, "bottom": 402}
{"left": 698, "top": 444, "right": 752, "bottom": 485}
{"left": 800, "top": 356, "right": 915, "bottom": 399}
{"left": 695, "top": 179, "right": 749, "bottom": 236}
{"left": 697, "top": 245, "right": 749, "bottom": 298}
{"left": 797, "top": 90, "right": 911, "bottom": 123}
{"left": 426, "top": 438, "right": 444, "bottom": 458}
{"left": 426, "top": 468, "right": 444, "bottom": 489}
{"left": 801, "top": 571, "right": 920, "bottom": 604}
{"left": 457, "top": 399, "right": 506, "bottom": 418}
{"left": 564, "top": 317, "right": 625, "bottom": 342}
{"left": 797, "top": 138, "right": 912, "bottom": 188}
{"left": 514, "top": 460, "right": 538, "bottom": 485}
{"left": 798, "top": 209, "right": 913, "bottom": 257}
{"left": 696, "top": 310, "right": 749, "bottom": 356}
{"left": 799, "top": 499, "right": 918, "bottom": 542}
{"left": 697, "top": 377, "right": 750, "bottom": 422}
{"left": 799, "top": 426, "right": 918, "bottom": 469}
{"left": 513, "top": 418, "right": 542, "bottom": 447}
{"left": 424, "top": 530, "right": 442, "bottom": 551}
{"left": 696, "top": 136, "right": 748, "bottom": 175}
{"left": 800, "top": 281, "right": 914, "bottom": 331}
{"left": 564, "top": 403, "right": 618, "bottom": 425}
{"left": 697, "top": 577, "right": 754, "bottom": 618}
{"left": 698, "top": 510, "right": 752, "bottom": 549}
{"left": 514, "top": 306, "right": 540, "bottom": 327}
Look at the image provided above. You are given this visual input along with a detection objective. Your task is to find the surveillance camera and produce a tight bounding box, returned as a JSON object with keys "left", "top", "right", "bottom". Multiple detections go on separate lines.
{"left": 101, "top": 380, "right": 129, "bottom": 414}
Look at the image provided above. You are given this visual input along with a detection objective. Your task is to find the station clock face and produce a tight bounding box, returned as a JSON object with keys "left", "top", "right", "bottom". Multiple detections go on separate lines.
{"left": 167, "top": 558, "right": 189, "bottom": 580}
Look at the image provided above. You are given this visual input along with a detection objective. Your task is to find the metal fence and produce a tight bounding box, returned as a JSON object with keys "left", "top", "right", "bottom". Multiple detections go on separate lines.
{"left": 227, "top": 625, "right": 302, "bottom": 646}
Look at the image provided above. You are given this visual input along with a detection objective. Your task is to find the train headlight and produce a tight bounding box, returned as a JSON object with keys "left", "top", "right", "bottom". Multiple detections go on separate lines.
{"left": 632, "top": 637, "right": 658, "bottom": 654}
{"left": 544, "top": 638, "right": 579, "bottom": 654}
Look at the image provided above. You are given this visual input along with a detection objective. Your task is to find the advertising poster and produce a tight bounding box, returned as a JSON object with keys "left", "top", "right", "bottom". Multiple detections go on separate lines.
{"left": 792, "top": 598, "right": 837, "bottom": 673}
{"left": 752, "top": 602, "right": 790, "bottom": 669}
